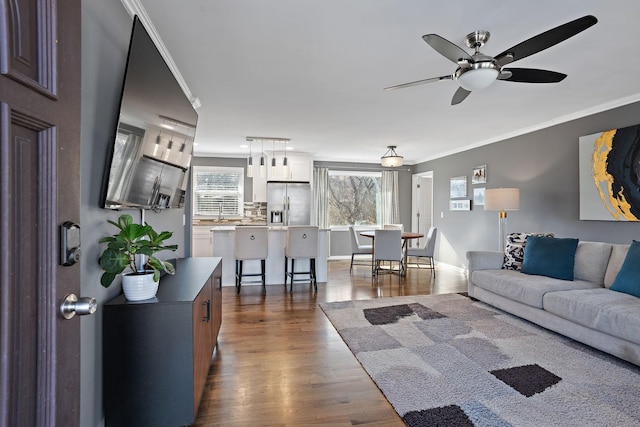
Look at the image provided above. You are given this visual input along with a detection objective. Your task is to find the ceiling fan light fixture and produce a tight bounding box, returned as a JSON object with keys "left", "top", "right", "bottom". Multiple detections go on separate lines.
{"left": 381, "top": 145, "right": 404, "bottom": 167}
{"left": 457, "top": 66, "right": 499, "bottom": 91}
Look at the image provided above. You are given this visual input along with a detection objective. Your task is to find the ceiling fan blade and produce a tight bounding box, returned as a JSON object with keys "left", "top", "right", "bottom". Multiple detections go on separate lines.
{"left": 384, "top": 75, "right": 452, "bottom": 91}
{"left": 451, "top": 87, "right": 471, "bottom": 105}
{"left": 423, "top": 34, "right": 473, "bottom": 64}
{"left": 495, "top": 15, "right": 597, "bottom": 67}
{"left": 501, "top": 68, "right": 567, "bottom": 83}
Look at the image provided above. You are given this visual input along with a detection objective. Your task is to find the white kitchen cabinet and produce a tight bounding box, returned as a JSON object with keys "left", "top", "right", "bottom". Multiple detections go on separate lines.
{"left": 288, "top": 154, "right": 313, "bottom": 182}
{"left": 192, "top": 225, "right": 213, "bottom": 257}
{"left": 267, "top": 153, "right": 313, "bottom": 182}
{"left": 252, "top": 171, "right": 267, "bottom": 202}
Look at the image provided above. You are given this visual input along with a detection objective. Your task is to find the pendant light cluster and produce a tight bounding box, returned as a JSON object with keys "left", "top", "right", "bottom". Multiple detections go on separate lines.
{"left": 246, "top": 137, "right": 290, "bottom": 178}
{"left": 154, "top": 116, "right": 194, "bottom": 167}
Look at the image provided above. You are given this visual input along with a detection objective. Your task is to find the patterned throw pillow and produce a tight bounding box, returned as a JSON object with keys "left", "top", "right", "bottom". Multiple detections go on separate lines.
{"left": 503, "top": 232, "right": 555, "bottom": 270}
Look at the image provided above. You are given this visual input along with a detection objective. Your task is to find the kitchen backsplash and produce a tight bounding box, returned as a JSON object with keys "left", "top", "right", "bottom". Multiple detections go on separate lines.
{"left": 193, "top": 201, "right": 267, "bottom": 225}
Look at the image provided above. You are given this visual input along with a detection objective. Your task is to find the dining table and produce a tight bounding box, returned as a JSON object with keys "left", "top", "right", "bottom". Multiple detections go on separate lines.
{"left": 359, "top": 230, "right": 424, "bottom": 276}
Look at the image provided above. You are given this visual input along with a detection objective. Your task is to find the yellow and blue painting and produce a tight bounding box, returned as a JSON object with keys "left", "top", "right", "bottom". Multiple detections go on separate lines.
{"left": 579, "top": 125, "right": 640, "bottom": 221}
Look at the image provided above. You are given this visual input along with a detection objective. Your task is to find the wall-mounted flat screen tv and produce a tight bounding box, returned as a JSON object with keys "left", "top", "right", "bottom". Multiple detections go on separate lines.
{"left": 102, "top": 16, "right": 198, "bottom": 210}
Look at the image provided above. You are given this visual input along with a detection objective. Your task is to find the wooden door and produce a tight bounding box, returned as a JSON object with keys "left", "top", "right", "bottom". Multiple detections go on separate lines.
{"left": 0, "top": 1, "right": 82, "bottom": 426}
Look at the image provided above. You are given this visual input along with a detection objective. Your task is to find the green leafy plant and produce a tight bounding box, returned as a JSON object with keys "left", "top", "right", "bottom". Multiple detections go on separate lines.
{"left": 99, "top": 214, "right": 178, "bottom": 288}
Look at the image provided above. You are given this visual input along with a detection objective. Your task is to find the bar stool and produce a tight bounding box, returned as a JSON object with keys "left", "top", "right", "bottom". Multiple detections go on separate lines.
{"left": 284, "top": 226, "right": 319, "bottom": 292}
{"left": 234, "top": 226, "right": 269, "bottom": 294}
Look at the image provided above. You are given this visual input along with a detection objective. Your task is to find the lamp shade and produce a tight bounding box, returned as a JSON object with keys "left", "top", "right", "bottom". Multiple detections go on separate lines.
{"left": 457, "top": 67, "right": 499, "bottom": 91}
{"left": 381, "top": 145, "right": 404, "bottom": 167}
{"left": 484, "top": 188, "right": 520, "bottom": 211}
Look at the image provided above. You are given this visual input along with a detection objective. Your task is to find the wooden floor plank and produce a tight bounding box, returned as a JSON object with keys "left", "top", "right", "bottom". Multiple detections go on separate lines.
{"left": 194, "top": 259, "right": 467, "bottom": 426}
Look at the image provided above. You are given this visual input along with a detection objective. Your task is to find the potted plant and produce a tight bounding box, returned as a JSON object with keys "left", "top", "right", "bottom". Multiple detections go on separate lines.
{"left": 99, "top": 214, "right": 178, "bottom": 301}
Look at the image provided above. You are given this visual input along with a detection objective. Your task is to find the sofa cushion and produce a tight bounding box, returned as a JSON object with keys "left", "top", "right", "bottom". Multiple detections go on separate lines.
{"left": 543, "top": 288, "right": 640, "bottom": 344}
{"left": 573, "top": 241, "right": 613, "bottom": 286}
{"left": 604, "top": 244, "right": 630, "bottom": 288}
{"left": 522, "top": 236, "right": 579, "bottom": 280}
{"left": 610, "top": 240, "right": 640, "bottom": 298}
{"left": 502, "top": 232, "right": 554, "bottom": 271}
{"left": 471, "top": 269, "right": 599, "bottom": 308}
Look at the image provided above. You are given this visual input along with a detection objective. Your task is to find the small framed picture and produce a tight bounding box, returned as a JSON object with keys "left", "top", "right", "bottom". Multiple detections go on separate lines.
{"left": 450, "top": 199, "right": 471, "bottom": 211}
{"left": 472, "top": 165, "right": 486, "bottom": 184}
{"left": 450, "top": 176, "right": 467, "bottom": 198}
{"left": 473, "top": 187, "right": 485, "bottom": 206}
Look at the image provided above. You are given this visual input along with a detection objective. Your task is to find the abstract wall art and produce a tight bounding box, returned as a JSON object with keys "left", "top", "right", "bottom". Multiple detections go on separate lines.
{"left": 579, "top": 124, "right": 640, "bottom": 221}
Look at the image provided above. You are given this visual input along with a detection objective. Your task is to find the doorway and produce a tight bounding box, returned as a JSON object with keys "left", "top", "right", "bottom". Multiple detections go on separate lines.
{"left": 411, "top": 171, "right": 433, "bottom": 248}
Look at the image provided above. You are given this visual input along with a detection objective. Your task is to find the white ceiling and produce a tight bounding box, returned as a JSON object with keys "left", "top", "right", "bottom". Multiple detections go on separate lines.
{"left": 135, "top": 0, "right": 640, "bottom": 164}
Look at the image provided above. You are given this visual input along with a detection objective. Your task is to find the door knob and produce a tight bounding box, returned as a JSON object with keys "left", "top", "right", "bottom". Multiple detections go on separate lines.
{"left": 60, "top": 293, "right": 97, "bottom": 319}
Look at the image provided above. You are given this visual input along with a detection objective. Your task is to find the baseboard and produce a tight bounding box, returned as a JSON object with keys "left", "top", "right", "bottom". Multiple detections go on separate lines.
{"left": 329, "top": 256, "right": 467, "bottom": 275}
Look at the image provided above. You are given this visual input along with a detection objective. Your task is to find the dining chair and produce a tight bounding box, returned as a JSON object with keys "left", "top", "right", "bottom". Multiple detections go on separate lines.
{"left": 349, "top": 225, "right": 373, "bottom": 272}
{"left": 383, "top": 223, "right": 404, "bottom": 232}
{"left": 407, "top": 227, "right": 437, "bottom": 277}
{"left": 373, "top": 229, "right": 403, "bottom": 283}
{"left": 284, "top": 226, "right": 319, "bottom": 292}
{"left": 234, "top": 226, "right": 269, "bottom": 294}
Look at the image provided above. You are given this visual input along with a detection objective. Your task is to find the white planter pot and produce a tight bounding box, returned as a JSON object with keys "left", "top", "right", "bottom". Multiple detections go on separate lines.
{"left": 122, "top": 272, "right": 159, "bottom": 301}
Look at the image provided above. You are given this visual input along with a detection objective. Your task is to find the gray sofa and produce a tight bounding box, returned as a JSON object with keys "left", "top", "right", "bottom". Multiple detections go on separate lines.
{"left": 467, "top": 241, "right": 640, "bottom": 366}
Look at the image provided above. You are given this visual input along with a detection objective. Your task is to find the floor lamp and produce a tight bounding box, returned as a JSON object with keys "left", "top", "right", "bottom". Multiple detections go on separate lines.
{"left": 484, "top": 188, "right": 520, "bottom": 253}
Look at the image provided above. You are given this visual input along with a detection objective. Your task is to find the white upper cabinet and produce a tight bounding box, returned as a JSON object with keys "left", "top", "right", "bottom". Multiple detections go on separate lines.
{"left": 267, "top": 153, "right": 313, "bottom": 182}
{"left": 252, "top": 171, "right": 267, "bottom": 202}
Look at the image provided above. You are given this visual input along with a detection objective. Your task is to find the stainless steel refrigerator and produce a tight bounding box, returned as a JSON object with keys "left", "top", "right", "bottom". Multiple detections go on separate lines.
{"left": 267, "top": 181, "right": 311, "bottom": 226}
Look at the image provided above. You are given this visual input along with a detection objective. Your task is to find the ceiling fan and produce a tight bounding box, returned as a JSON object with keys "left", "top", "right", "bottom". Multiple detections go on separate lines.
{"left": 384, "top": 15, "right": 597, "bottom": 105}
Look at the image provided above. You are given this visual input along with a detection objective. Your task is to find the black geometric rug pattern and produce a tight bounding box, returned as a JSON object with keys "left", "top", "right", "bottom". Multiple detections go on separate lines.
{"left": 320, "top": 294, "right": 640, "bottom": 427}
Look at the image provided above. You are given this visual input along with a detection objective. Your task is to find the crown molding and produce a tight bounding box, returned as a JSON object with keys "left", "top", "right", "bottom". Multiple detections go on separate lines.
{"left": 416, "top": 92, "right": 640, "bottom": 164}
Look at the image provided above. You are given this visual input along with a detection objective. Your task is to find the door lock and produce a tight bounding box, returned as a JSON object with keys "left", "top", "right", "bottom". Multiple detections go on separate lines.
{"left": 60, "top": 221, "right": 81, "bottom": 266}
{"left": 60, "top": 294, "right": 97, "bottom": 319}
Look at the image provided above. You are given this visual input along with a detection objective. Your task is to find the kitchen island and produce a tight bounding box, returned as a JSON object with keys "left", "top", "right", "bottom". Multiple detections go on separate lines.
{"left": 210, "top": 226, "right": 328, "bottom": 287}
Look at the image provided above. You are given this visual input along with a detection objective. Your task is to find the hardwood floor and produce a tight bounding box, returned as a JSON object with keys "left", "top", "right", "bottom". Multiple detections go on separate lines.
{"left": 194, "top": 259, "right": 468, "bottom": 426}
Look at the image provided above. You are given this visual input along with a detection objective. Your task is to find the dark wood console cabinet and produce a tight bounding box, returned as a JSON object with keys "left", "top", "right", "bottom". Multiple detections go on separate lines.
{"left": 103, "top": 257, "right": 222, "bottom": 427}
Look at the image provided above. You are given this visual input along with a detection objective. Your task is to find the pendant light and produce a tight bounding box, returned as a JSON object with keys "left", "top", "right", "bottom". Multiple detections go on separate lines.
{"left": 259, "top": 140, "right": 266, "bottom": 177}
{"left": 153, "top": 133, "right": 161, "bottom": 157}
{"left": 282, "top": 140, "right": 289, "bottom": 178}
{"left": 178, "top": 137, "right": 187, "bottom": 160}
{"left": 380, "top": 145, "right": 404, "bottom": 167}
{"left": 246, "top": 138, "right": 253, "bottom": 178}
{"left": 163, "top": 139, "right": 173, "bottom": 161}
{"left": 271, "top": 140, "right": 277, "bottom": 177}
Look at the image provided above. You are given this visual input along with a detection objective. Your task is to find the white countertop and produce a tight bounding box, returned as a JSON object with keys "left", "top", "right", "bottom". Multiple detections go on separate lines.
{"left": 210, "top": 225, "right": 328, "bottom": 231}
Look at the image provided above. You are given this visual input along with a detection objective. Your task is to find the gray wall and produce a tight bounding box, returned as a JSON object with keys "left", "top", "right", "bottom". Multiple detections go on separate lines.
{"left": 80, "top": 2, "right": 188, "bottom": 425}
{"left": 415, "top": 102, "right": 640, "bottom": 269}
{"left": 314, "top": 161, "right": 413, "bottom": 257}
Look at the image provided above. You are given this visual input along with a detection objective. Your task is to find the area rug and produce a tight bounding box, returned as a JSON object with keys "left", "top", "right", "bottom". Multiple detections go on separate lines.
{"left": 319, "top": 293, "right": 640, "bottom": 427}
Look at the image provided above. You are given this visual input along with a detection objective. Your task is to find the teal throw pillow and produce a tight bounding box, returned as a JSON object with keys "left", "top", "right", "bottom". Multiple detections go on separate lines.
{"left": 521, "top": 236, "right": 579, "bottom": 280}
{"left": 610, "top": 240, "right": 640, "bottom": 298}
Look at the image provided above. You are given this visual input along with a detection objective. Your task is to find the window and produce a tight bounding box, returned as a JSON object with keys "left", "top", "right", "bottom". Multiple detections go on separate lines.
{"left": 192, "top": 166, "right": 244, "bottom": 217}
{"left": 327, "top": 170, "right": 381, "bottom": 227}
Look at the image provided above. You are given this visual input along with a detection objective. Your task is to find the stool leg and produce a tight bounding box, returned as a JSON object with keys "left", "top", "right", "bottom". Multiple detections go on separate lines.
{"left": 290, "top": 259, "right": 295, "bottom": 293}
{"left": 235, "top": 260, "right": 239, "bottom": 289}
{"left": 311, "top": 258, "right": 317, "bottom": 291}
{"left": 237, "top": 260, "right": 243, "bottom": 294}
{"left": 261, "top": 259, "right": 266, "bottom": 294}
{"left": 284, "top": 256, "right": 288, "bottom": 288}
